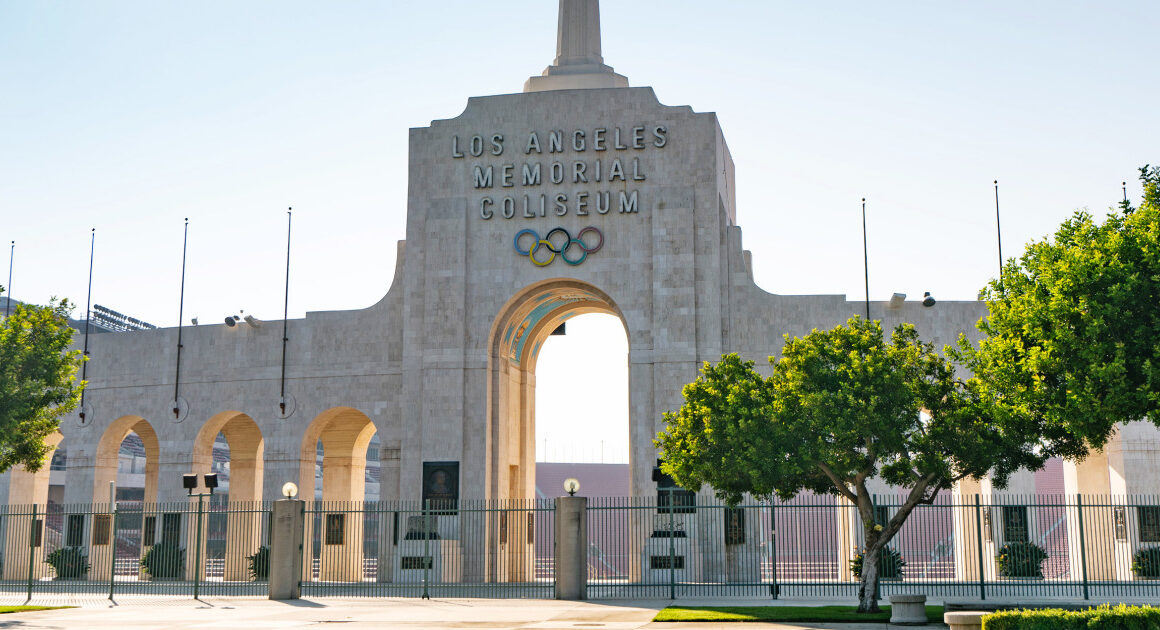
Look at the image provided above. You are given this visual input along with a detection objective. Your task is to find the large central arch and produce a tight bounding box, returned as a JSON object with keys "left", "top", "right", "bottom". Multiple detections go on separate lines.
{"left": 487, "top": 278, "right": 629, "bottom": 503}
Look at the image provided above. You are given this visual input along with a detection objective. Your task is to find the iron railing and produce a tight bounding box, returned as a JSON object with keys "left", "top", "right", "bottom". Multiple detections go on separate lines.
{"left": 0, "top": 500, "right": 270, "bottom": 602}
{"left": 299, "top": 499, "right": 555, "bottom": 598}
{"left": 1, "top": 494, "right": 1159, "bottom": 601}
{"left": 586, "top": 494, "right": 1160, "bottom": 599}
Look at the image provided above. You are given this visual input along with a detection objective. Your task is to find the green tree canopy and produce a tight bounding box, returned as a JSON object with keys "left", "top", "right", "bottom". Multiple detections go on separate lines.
{"left": 0, "top": 289, "right": 85, "bottom": 473}
{"left": 958, "top": 165, "right": 1160, "bottom": 458}
{"left": 657, "top": 317, "right": 1045, "bottom": 612}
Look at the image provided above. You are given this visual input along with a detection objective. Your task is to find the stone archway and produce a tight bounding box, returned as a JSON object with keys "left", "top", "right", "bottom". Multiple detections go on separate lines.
{"left": 486, "top": 279, "right": 629, "bottom": 581}
{"left": 299, "top": 407, "right": 377, "bottom": 581}
{"left": 93, "top": 415, "right": 160, "bottom": 505}
{"left": 488, "top": 278, "right": 629, "bottom": 502}
{"left": 191, "top": 411, "right": 264, "bottom": 581}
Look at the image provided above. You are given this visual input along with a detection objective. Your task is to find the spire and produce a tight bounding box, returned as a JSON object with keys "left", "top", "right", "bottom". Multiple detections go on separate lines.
{"left": 524, "top": 0, "right": 629, "bottom": 93}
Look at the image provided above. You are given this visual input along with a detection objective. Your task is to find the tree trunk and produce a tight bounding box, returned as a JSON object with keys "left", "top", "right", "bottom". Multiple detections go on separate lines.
{"left": 856, "top": 544, "right": 881, "bottom": 613}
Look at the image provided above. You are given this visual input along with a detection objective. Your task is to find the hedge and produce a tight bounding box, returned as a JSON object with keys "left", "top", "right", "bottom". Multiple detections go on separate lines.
{"left": 982, "top": 604, "right": 1160, "bottom": 629}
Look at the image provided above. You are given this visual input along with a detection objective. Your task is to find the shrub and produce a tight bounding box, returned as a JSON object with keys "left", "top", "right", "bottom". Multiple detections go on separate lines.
{"left": 141, "top": 542, "right": 185, "bottom": 580}
{"left": 995, "top": 541, "right": 1047, "bottom": 578}
{"left": 982, "top": 604, "right": 1160, "bottom": 629}
{"left": 247, "top": 545, "right": 269, "bottom": 581}
{"left": 850, "top": 547, "right": 905, "bottom": 579}
{"left": 45, "top": 546, "right": 89, "bottom": 580}
{"left": 1131, "top": 546, "right": 1160, "bottom": 579}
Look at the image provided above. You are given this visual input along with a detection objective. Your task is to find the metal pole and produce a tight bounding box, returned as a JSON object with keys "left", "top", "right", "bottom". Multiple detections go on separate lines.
{"left": 769, "top": 499, "right": 778, "bottom": 599}
{"left": 26, "top": 504, "right": 36, "bottom": 602}
{"left": 861, "top": 198, "right": 869, "bottom": 320}
{"left": 194, "top": 493, "right": 204, "bottom": 600}
{"left": 5, "top": 240, "right": 13, "bottom": 317}
{"left": 173, "top": 219, "right": 189, "bottom": 418}
{"left": 279, "top": 208, "right": 292, "bottom": 415}
{"left": 80, "top": 229, "right": 95, "bottom": 423}
{"left": 994, "top": 181, "right": 1003, "bottom": 280}
{"left": 668, "top": 488, "right": 676, "bottom": 600}
{"left": 108, "top": 486, "right": 118, "bottom": 600}
{"left": 973, "top": 495, "right": 986, "bottom": 601}
{"left": 422, "top": 499, "right": 431, "bottom": 600}
{"left": 1076, "top": 495, "right": 1089, "bottom": 600}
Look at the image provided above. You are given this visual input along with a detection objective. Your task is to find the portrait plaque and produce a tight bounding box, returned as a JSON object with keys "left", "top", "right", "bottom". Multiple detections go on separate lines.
{"left": 422, "top": 460, "right": 459, "bottom": 515}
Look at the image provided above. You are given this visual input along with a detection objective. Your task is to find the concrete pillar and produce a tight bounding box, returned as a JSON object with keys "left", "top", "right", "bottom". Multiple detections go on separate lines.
{"left": 554, "top": 496, "right": 587, "bottom": 600}
{"left": 269, "top": 499, "right": 305, "bottom": 600}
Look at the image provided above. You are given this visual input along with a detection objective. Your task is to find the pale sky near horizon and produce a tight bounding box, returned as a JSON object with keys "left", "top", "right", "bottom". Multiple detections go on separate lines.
{"left": 2, "top": 1, "right": 1157, "bottom": 464}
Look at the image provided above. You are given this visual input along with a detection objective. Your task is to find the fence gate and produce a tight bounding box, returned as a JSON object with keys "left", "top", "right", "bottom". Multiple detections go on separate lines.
{"left": 299, "top": 499, "right": 555, "bottom": 598}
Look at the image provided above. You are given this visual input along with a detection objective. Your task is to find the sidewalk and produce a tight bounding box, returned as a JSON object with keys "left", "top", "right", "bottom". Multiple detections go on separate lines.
{"left": 1, "top": 597, "right": 931, "bottom": 630}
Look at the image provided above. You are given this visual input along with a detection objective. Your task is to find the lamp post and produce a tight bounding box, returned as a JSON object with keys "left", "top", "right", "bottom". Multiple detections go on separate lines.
{"left": 183, "top": 472, "right": 218, "bottom": 600}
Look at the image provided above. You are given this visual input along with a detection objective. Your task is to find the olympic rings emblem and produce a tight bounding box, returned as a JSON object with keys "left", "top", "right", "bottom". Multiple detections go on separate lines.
{"left": 513, "top": 226, "right": 604, "bottom": 267}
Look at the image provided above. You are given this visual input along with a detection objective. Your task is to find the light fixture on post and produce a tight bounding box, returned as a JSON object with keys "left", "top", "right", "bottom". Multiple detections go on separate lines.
{"left": 563, "top": 478, "right": 580, "bottom": 497}
{"left": 183, "top": 471, "right": 217, "bottom": 600}
{"left": 922, "top": 292, "right": 936, "bottom": 308}
{"left": 281, "top": 482, "right": 298, "bottom": 499}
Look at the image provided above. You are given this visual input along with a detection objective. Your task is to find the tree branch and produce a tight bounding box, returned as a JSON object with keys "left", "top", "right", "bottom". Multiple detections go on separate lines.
{"left": 817, "top": 462, "right": 857, "bottom": 503}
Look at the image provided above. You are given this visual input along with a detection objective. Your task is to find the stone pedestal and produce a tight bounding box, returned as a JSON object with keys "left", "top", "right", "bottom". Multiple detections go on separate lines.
{"left": 554, "top": 496, "right": 587, "bottom": 600}
{"left": 889, "top": 593, "right": 928, "bottom": 625}
{"left": 269, "top": 499, "right": 305, "bottom": 600}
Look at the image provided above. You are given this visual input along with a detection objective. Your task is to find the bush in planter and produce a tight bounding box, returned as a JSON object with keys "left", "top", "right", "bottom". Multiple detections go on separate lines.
{"left": 247, "top": 545, "right": 269, "bottom": 581}
{"left": 850, "top": 547, "right": 905, "bottom": 579}
{"left": 996, "top": 541, "right": 1048, "bottom": 578}
{"left": 141, "top": 542, "right": 185, "bottom": 579}
{"left": 1131, "top": 546, "right": 1160, "bottom": 579}
{"left": 45, "top": 546, "right": 89, "bottom": 579}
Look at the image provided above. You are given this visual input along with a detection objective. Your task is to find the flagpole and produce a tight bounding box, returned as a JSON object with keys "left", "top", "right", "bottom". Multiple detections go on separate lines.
{"left": 861, "top": 197, "right": 869, "bottom": 320}
{"left": 279, "top": 208, "right": 292, "bottom": 415}
{"left": 994, "top": 180, "right": 1003, "bottom": 280}
{"left": 174, "top": 219, "right": 189, "bottom": 419}
{"left": 4, "top": 241, "right": 13, "bottom": 317}
{"left": 79, "top": 229, "right": 95, "bottom": 423}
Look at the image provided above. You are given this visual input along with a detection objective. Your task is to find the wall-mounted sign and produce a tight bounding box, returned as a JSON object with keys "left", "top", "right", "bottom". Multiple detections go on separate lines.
{"left": 422, "top": 461, "right": 460, "bottom": 515}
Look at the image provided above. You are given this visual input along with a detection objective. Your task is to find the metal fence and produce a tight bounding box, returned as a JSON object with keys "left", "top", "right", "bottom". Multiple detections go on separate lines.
{"left": 0, "top": 500, "right": 270, "bottom": 601}
{"left": 299, "top": 499, "right": 555, "bottom": 598}
{"left": 2, "top": 494, "right": 1159, "bottom": 602}
{"left": 586, "top": 494, "right": 1160, "bottom": 600}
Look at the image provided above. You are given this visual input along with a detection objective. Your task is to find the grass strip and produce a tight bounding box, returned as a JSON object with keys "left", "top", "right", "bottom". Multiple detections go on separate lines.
{"left": 654, "top": 604, "right": 944, "bottom": 623}
{"left": 0, "top": 606, "right": 72, "bottom": 614}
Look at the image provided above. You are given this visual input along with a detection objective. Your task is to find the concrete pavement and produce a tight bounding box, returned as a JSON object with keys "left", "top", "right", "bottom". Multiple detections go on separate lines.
{"left": 0, "top": 597, "right": 934, "bottom": 630}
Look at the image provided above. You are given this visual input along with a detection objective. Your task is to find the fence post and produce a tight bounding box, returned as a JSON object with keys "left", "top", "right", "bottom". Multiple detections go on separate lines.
{"left": 26, "top": 504, "right": 36, "bottom": 602}
{"left": 108, "top": 502, "right": 118, "bottom": 600}
{"left": 422, "top": 499, "right": 431, "bottom": 600}
{"left": 769, "top": 500, "right": 778, "bottom": 600}
{"left": 973, "top": 495, "right": 986, "bottom": 601}
{"left": 1076, "top": 494, "right": 1089, "bottom": 600}
{"left": 668, "top": 489, "right": 676, "bottom": 600}
{"left": 268, "top": 499, "right": 305, "bottom": 599}
{"left": 553, "top": 495, "right": 587, "bottom": 600}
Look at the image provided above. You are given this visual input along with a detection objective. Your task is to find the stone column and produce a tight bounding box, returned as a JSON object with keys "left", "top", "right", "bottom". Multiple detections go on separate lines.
{"left": 554, "top": 496, "right": 587, "bottom": 600}
{"left": 269, "top": 499, "right": 305, "bottom": 599}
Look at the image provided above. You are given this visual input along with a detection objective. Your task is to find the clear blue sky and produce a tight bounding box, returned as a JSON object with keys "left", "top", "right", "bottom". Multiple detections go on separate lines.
{"left": 2, "top": 1, "right": 1156, "bottom": 463}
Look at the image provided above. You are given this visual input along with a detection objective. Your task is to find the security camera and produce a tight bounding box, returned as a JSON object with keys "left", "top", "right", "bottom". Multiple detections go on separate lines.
{"left": 191, "top": 317, "right": 199, "bottom": 326}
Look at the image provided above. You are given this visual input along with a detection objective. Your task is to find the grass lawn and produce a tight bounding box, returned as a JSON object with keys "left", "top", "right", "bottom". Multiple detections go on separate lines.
{"left": 0, "top": 606, "right": 72, "bottom": 614}
{"left": 654, "top": 605, "right": 944, "bottom": 623}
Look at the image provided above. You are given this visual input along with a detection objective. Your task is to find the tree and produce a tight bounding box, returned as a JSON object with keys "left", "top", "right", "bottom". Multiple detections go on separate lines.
{"left": 656, "top": 317, "right": 1046, "bottom": 613}
{"left": 0, "top": 288, "right": 84, "bottom": 473}
{"left": 958, "top": 165, "right": 1160, "bottom": 458}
